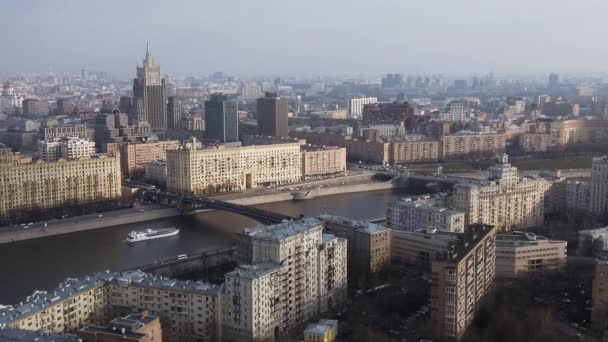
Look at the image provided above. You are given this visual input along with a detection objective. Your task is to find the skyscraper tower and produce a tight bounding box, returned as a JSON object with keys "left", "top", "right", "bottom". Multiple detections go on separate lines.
{"left": 166, "top": 96, "right": 182, "bottom": 129}
{"left": 257, "top": 92, "right": 289, "bottom": 138}
{"left": 205, "top": 93, "right": 239, "bottom": 142}
{"left": 133, "top": 43, "right": 167, "bottom": 130}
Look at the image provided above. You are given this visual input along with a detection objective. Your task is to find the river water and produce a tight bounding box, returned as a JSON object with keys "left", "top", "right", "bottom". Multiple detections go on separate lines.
{"left": 0, "top": 189, "right": 411, "bottom": 304}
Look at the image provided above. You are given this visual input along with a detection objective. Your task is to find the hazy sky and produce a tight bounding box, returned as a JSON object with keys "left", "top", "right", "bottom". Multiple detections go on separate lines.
{"left": 1, "top": 0, "right": 607, "bottom": 77}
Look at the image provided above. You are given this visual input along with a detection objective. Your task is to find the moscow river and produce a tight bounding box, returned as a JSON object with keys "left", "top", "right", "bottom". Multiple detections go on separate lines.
{"left": 0, "top": 189, "right": 411, "bottom": 304}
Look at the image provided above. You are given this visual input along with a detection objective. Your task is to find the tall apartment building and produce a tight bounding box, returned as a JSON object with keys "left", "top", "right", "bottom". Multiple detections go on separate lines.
{"left": 320, "top": 214, "right": 391, "bottom": 273}
{"left": 439, "top": 132, "right": 505, "bottom": 161}
{"left": 37, "top": 137, "right": 96, "bottom": 162}
{"left": 387, "top": 196, "right": 465, "bottom": 233}
{"left": 0, "top": 153, "right": 122, "bottom": 221}
{"left": 133, "top": 44, "right": 167, "bottom": 130}
{"left": 591, "top": 156, "right": 608, "bottom": 216}
{"left": 431, "top": 225, "right": 496, "bottom": 341}
{"left": 301, "top": 145, "right": 346, "bottom": 180}
{"left": 166, "top": 142, "right": 302, "bottom": 194}
{"left": 593, "top": 259, "right": 608, "bottom": 337}
{"left": 106, "top": 140, "right": 179, "bottom": 177}
{"left": 229, "top": 218, "right": 347, "bottom": 341}
{"left": 495, "top": 232, "right": 567, "bottom": 278}
{"left": 453, "top": 155, "right": 548, "bottom": 231}
{"left": 348, "top": 97, "right": 377, "bottom": 118}
{"left": 205, "top": 93, "right": 239, "bottom": 142}
{"left": 257, "top": 93, "right": 289, "bottom": 138}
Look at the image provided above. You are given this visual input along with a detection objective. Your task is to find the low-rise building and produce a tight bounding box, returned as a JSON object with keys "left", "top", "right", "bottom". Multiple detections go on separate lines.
{"left": 77, "top": 311, "right": 162, "bottom": 342}
{"left": 495, "top": 232, "right": 567, "bottom": 277}
{"left": 320, "top": 214, "right": 391, "bottom": 273}
{"left": 106, "top": 140, "right": 179, "bottom": 177}
{"left": 303, "top": 319, "right": 338, "bottom": 342}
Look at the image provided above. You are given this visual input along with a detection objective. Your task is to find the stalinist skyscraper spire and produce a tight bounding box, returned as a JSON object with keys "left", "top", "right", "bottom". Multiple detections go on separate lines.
{"left": 133, "top": 43, "right": 167, "bottom": 130}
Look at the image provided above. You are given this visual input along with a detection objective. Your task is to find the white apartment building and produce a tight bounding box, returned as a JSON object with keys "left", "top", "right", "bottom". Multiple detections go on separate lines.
{"left": 348, "top": 97, "right": 377, "bottom": 117}
{"left": 495, "top": 232, "right": 567, "bottom": 278}
{"left": 387, "top": 196, "right": 465, "bottom": 233}
{"left": 167, "top": 142, "right": 302, "bottom": 194}
{"left": 37, "top": 138, "right": 96, "bottom": 162}
{"left": 453, "top": 154, "right": 548, "bottom": 231}
{"left": 230, "top": 218, "right": 347, "bottom": 341}
{"left": 591, "top": 156, "right": 608, "bottom": 216}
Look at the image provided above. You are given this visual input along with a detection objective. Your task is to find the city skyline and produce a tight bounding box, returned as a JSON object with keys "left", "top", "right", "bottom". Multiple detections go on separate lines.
{"left": 2, "top": 0, "right": 608, "bottom": 76}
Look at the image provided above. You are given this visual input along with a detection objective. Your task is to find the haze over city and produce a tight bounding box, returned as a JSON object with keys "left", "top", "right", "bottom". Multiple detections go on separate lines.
{"left": 2, "top": 0, "right": 608, "bottom": 76}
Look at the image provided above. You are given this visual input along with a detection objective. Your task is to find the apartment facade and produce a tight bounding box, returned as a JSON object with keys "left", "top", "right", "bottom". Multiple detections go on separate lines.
{"left": 320, "top": 214, "right": 391, "bottom": 274}
{"left": 0, "top": 153, "right": 122, "bottom": 220}
{"left": 495, "top": 232, "right": 567, "bottom": 278}
{"left": 591, "top": 157, "right": 608, "bottom": 216}
{"left": 387, "top": 197, "right": 465, "bottom": 233}
{"left": 520, "top": 119, "right": 608, "bottom": 152}
{"left": 166, "top": 142, "right": 302, "bottom": 194}
{"left": 105, "top": 140, "right": 179, "bottom": 177}
{"left": 431, "top": 225, "right": 496, "bottom": 341}
{"left": 439, "top": 132, "right": 505, "bottom": 161}
{"left": 391, "top": 228, "right": 461, "bottom": 268}
{"left": 349, "top": 97, "right": 377, "bottom": 117}
{"left": 453, "top": 156, "right": 548, "bottom": 231}
{"left": 301, "top": 146, "right": 346, "bottom": 180}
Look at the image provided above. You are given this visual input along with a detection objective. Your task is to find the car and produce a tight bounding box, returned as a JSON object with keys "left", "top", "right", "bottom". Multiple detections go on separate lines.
{"left": 97, "top": 214, "right": 104, "bottom": 218}
{"left": 177, "top": 254, "right": 188, "bottom": 260}
{"left": 27, "top": 223, "right": 33, "bottom": 226}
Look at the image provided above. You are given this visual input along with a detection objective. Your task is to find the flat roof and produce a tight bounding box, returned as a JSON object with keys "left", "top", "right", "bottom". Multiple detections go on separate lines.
{"left": 240, "top": 217, "right": 323, "bottom": 241}
{"left": 0, "top": 328, "right": 81, "bottom": 341}
{"left": 319, "top": 214, "right": 388, "bottom": 234}
{"left": 225, "top": 262, "right": 281, "bottom": 280}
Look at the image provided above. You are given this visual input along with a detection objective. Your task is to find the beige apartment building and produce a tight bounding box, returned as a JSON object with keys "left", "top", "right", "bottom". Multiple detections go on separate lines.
{"left": 301, "top": 145, "right": 346, "bottom": 180}
{"left": 431, "top": 225, "right": 496, "bottom": 341}
{"left": 230, "top": 218, "right": 347, "bottom": 341}
{"left": 520, "top": 119, "right": 608, "bottom": 152}
{"left": 166, "top": 142, "right": 302, "bottom": 194}
{"left": 593, "top": 259, "right": 608, "bottom": 338}
{"left": 453, "top": 155, "right": 548, "bottom": 231}
{"left": 106, "top": 140, "right": 179, "bottom": 177}
{"left": 320, "top": 214, "right": 391, "bottom": 273}
{"left": 0, "top": 153, "right": 122, "bottom": 220}
{"left": 390, "top": 139, "right": 439, "bottom": 164}
{"left": 591, "top": 156, "right": 608, "bottom": 216}
{"left": 495, "top": 232, "right": 567, "bottom": 278}
{"left": 439, "top": 132, "right": 505, "bottom": 161}
{"left": 387, "top": 196, "right": 465, "bottom": 233}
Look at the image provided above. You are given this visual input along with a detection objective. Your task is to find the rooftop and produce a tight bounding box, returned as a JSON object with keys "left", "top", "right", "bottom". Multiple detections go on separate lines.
{"left": 240, "top": 217, "right": 323, "bottom": 241}
{"left": 114, "top": 270, "right": 223, "bottom": 295}
{"left": 496, "top": 231, "right": 566, "bottom": 247}
{"left": 0, "top": 329, "right": 81, "bottom": 342}
{"left": 304, "top": 319, "right": 338, "bottom": 336}
{"left": 434, "top": 224, "right": 496, "bottom": 263}
{"left": 225, "top": 262, "right": 281, "bottom": 280}
{"left": 319, "top": 214, "right": 388, "bottom": 234}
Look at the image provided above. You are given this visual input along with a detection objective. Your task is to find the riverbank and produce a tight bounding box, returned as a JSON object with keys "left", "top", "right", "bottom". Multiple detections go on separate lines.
{"left": 0, "top": 180, "right": 399, "bottom": 244}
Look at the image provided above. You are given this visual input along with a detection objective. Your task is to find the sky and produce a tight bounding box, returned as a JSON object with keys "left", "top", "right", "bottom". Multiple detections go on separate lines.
{"left": 1, "top": 0, "right": 607, "bottom": 78}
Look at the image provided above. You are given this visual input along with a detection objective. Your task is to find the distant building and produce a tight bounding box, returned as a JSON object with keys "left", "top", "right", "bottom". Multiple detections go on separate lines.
{"left": 257, "top": 93, "right": 289, "bottom": 138}
{"left": 579, "top": 227, "right": 608, "bottom": 255}
{"left": 439, "top": 132, "right": 505, "bottom": 161}
{"left": 144, "top": 160, "right": 167, "bottom": 186}
{"left": 205, "top": 93, "right": 239, "bottom": 142}
{"left": 133, "top": 44, "right": 167, "bottom": 130}
{"left": 37, "top": 137, "right": 96, "bottom": 162}
{"left": 348, "top": 97, "right": 377, "bottom": 118}
{"left": 301, "top": 145, "right": 346, "bottom": 180}
{"left": 56, "top": 98, "right": 74, "bottom": 115}
{"left": 77, "top": 311, "right": 162, "bottom": 342}
{"left": 495, "top": 231, "right": 567, "bottom": 278}
{"left": 591, "top": 157, "right": 608, "bottom": 216}
{"left": 105, "top": 140, "right": 179, "bottom": 177}
{"left": 166, "top": 96, "right": 182, "bottom": 129}
{"left": 320, "top": 214, "right": 391, "bottom": 274}
{"left": 519, "top": 120, "right": 608, "bottom": 152}
{"left": 303, "top": 319, "right": 338, "bottom": 342}
{"left": 22, "top": 98, "right": 49, "bottom": 115}
{"left": 43, "top": 125, "right": 90, "bottom": 140}
{"left": 548, "top": 73, "right": 559, "bottom": 88}
{"left": 362, "top": 102, "right": 412, "bottom": 124}
{"left": 431, "top": 224, "right": 496, "bottom": 341}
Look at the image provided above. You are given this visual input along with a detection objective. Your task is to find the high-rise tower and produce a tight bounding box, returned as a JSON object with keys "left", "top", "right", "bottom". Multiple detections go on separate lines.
{"left": 205, "top": 93, "right": 238, "bottom": 142}
{"left": 133, "top": 43, "right": 167, "bottom": 130}
{"left": 257, "top": 92, "right": 288, "bottom": 138}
